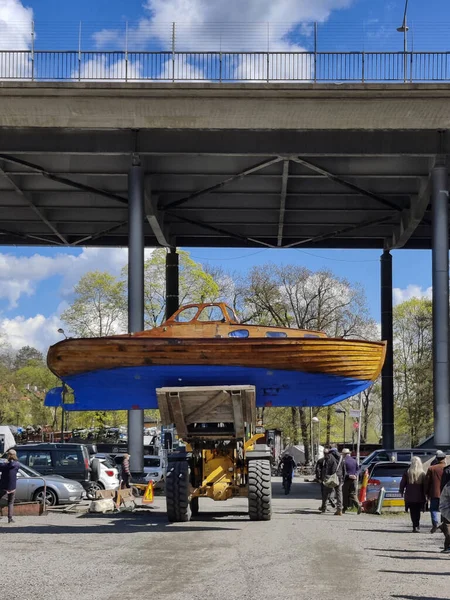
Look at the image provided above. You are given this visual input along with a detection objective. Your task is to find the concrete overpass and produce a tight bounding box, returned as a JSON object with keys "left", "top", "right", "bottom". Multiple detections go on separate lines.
{"left": 1, "top": 81, "right": 449, "bottom": 468}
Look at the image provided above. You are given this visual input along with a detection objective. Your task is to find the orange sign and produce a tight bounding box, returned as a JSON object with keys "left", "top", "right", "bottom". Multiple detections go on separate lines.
{"left": 142, "top": 481, "right": 154, "bottom": 504}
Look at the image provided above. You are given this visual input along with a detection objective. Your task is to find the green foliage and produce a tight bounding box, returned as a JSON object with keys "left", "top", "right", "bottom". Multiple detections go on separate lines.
{"left": 61, "top": 270, "right": 126, "bottom": 337}
{"left": 123, "top": 248, "right": 221, "bottom": 327}
{"left": 393, "top": 297, "right": 433, "bottom": 446}
{"left": 13, "top": 346, "right": 44, "bottom": 370}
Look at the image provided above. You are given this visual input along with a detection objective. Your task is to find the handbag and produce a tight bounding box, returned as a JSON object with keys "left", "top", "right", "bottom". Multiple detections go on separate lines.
{"left": 323, "top": 456, "right": 343, "bottom": 489}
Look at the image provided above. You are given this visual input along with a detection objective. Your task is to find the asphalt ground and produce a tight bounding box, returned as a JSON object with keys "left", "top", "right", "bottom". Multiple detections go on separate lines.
{"left": 0, "top": 477, "right": 448, "bottom": 600}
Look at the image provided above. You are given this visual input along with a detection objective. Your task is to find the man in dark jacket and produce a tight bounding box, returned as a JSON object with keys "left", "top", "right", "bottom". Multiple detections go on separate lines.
{"left": 0, "top": 449, "right": 20, "bottom": 523}
{"left": 342, "top": 448, "right": 361, "bottom": 514}
{"left": 426, "top": 450, "right": 447, "bottom": 533}
{"left": 329, "top": 447, "right": 345, "bottom": 516}
{"left": 319, "top": 448, "right": 344, "bottom": 515}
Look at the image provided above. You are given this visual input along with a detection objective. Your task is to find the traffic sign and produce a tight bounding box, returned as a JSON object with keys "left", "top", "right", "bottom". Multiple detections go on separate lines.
{"left": 349, "top": 409, "right": 361, "bottom": 418}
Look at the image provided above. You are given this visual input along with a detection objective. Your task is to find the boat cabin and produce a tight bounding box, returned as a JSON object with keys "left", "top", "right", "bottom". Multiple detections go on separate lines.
{"left": 142, "top": 303, "right": 328, "bottom": 339}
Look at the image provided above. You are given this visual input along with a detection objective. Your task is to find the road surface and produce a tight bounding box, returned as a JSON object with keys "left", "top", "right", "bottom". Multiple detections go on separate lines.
{"left": 1, "top": 478, "right": 448, "bottom": 600}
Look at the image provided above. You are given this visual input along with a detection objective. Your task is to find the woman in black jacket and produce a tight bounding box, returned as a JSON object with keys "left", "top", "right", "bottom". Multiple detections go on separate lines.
{"left": 0, "top": 449, "right": 20, "bottom": 523}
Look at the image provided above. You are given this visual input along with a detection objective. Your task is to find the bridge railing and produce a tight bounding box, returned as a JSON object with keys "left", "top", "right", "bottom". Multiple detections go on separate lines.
{"left": 0, "top": 51, "right": 449, "bottom": 82}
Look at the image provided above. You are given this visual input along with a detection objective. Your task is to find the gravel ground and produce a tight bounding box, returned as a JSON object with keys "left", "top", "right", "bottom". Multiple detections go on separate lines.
{"left": 1, "top": 477, "right": 448, "bottom": 600}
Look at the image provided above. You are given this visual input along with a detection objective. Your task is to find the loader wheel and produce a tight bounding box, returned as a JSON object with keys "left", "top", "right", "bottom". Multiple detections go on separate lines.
{"left": 191, "top": 496, "right": 199, "bottom": 517}
{"left": 165, "top": 461, "right": 191, "bottom": 523}
{"left": 248, "top": 459, "right": 272, "bottom": 521}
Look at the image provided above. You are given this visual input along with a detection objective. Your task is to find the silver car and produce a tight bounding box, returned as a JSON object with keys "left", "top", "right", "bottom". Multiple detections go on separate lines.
{"left": 1, "top": 461, "right": 85, "bottom": 506}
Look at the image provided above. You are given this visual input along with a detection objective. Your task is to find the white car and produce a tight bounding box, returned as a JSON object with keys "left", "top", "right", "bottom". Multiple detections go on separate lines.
{"left": 143, "top": 455, "right": 166, "bottom": 486}
{"left": 91, "top": 454, "right": 120, "bottom": 492}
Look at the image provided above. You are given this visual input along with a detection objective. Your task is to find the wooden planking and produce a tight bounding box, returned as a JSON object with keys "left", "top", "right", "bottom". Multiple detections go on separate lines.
{"left": 48, "top": 337, "right": 386, "bottom": 381}
{"left": 231, "top": 391, "right": 245, "bottom": 439}
{"left": 167, "top": 392, "right": 187, "bottom": 439}
{"left": 185, "top": 390, "right": 229, "bottom": 424}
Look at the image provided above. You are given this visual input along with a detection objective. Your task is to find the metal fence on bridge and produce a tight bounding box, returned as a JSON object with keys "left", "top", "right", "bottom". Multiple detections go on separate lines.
{"left": 0, "top": 50, "right": 449, "bottom": 82}
{"left": 1, "top": 21, "right": 450, "bottom": 82}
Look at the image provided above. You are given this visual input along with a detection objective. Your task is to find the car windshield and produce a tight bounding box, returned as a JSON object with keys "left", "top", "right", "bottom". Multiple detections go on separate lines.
{"left": 371, "top": 465, "right": 407, "bottom": 478}
{"left": 18, "top": 462, "right": 43, "bottom": 478}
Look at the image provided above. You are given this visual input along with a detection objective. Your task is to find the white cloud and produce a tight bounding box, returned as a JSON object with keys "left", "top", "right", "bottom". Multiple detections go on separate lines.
{"left": 393, "top": 284, "right": 433, "bottom": 306}
{"left": 0, "top": 0, "right": 33, "bottom": 50}
{"left": 0, "top": 247, "right": 155, "bottom": 307}
{"left": 0, "top": 0, "right": 33, "bottom": 78}
{"left": 92, "top": 0, "right": 354, "bottom": 80}
{"left": 0, "top": 313, "right": 62, "bottom": 352}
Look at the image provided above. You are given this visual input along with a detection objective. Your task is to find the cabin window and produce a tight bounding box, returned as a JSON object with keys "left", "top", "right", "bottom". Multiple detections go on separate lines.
{"left": 225, "top": 306, "right": 238, "bottom": 322}
{"left": 175, "top": 307, "right": 199, "bottom": 322}
{"left": 304, "top": 334, "right": 320, "bottom": 339}
{"left": 229, "top": 329, "right": 249, "bottom": 338}
{"left": 265, "top": 331, "right": 287, "bottom": 338}
{"left": 197, "top": 306, "right": 226, "bottom": 322}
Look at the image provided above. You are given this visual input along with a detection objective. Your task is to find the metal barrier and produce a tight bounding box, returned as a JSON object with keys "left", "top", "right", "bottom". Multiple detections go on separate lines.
{"left": 0, "top": 50, "right": 450, "bottom": 82}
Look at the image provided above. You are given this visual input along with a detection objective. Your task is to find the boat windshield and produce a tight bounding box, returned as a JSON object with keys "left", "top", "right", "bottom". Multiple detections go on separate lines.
{"left": 197, "top": 306, "right": 226, "bottom": 322}
{"left": 174, "top": 306, "right": 199, "bottom": 322}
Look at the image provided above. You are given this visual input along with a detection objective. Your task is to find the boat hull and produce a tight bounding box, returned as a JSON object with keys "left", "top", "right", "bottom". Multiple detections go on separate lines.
{"left": 45, "top": 364, "right": 374, "bottom": 411}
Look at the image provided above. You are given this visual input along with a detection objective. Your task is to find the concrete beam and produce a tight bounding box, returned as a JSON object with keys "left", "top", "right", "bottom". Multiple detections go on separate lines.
{"left": 0, "top": 128, "right": 448, "bottom": 156}
{"left": 387, "top": 177, "right": 431, "bottom": 249}
{"left": 1, "top": 83, "right": 450, "bottom": 130}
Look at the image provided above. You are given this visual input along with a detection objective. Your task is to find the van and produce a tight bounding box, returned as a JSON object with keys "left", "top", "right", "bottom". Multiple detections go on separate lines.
{"left": 14, "top": 443, "right": 92, "bottom": 491}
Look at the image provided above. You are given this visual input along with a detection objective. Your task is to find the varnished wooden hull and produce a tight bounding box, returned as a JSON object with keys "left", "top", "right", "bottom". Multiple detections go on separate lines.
{"left": 48, "top": 337, "right": 386, "bottom": 382}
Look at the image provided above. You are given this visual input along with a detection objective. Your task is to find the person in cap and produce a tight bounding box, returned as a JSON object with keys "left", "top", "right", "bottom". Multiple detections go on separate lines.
{"left": 0, "top": 449, "right": 20, "bottom": 523}
{"left": 425, "top": 450, "right": 447, "bottom": 533}
{"left": 342, "top": 448, "right": 362, "bottom": 514}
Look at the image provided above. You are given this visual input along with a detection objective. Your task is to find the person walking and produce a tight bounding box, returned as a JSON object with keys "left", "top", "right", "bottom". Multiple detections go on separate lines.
{"left": 342, "top": 448, "right": 361, "bottom": 514}
{"left": 439, "top": 478, "right": 450, "bottom": 554}
{"left": 399, "top": 456, "right": 427, "bottom": 533}
{"left": 330, "top": 447, "right": 345, "bottom": 516}
{"left": 425, "top": 450, "right": 447, "bottom": 533}
{"left": 120, "top": 453, "right": 131, "bottom": 489}
{"left": 0, "top": 449, "right": 20, "bottom": 523}
{"left": 319, "top": 448, "right": 344, "bottom": 515}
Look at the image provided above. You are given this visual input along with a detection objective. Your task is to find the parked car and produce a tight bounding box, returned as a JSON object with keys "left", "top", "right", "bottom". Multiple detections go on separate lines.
{"left": 365, "top": 461, "right": 409, "bottom": 508}
{"left": 0, "top": 460, "right": 84, "bottom": 506}
{"left": 91, "top": 453, "right": 120, "bottom": 492}
{"left": 143, "top": 455, "right": 166, "bottom": 486}
{"left": 360, "top": 449, "right": 437, "bottom": 474}
{"left": 14, "top": 443, "right": 92, "bottom": 492}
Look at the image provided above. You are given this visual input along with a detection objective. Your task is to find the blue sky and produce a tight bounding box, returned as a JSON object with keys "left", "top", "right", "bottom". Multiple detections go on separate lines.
{"left": 0, "top": 0, "right": 443, "bottom": 350}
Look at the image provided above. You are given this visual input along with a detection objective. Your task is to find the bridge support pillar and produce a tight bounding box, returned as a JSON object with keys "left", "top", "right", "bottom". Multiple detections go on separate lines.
{"left": 166, "top": 248, "right": 179, "bottom": 319}
{"left": 127, "top": 156, "right": 145, "bottom": 475}
{"left": 381, "top": 250, "right": 395, "bottom": 449}
{"left": 432, "top": 164, "right": 450, "bottom": 447}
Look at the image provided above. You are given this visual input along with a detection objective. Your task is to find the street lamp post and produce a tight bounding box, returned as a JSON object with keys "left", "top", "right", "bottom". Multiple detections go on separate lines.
{"left": 397, "top": 0, "right": 409, "bottom": 82}
{"left": 312, "top": 416, "right": 320, "bottom": 462}
{"left": 335, "top": 407, "right": 346, "bottom": 446}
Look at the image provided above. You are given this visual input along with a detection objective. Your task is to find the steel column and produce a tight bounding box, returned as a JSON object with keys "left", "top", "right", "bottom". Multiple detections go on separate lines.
{"left": 166, "top": 248, "right": 179, "bottom": 320}
{"left": 432, "top": 165, "right": 450, "bottom": 447}
{"left": 381, "top": 250, "right": 395, "bottom": 449}
{"left": 127, "top": 158, "right": 145, "bottom": 475}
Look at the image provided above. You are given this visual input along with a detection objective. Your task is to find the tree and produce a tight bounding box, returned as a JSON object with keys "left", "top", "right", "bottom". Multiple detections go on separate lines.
{"left": 14, "top": 346, "right": 44, "bottom": 370}
{"left": 393, "top": 298, "right": 433, "bottom": 446}
{"left": 125, "top": 249, "right": 221, "bottom": 327}
{"left": 61, "top": 271, "right": 126, "bottom": 337}
{"left": 240, "top": 264, "right": 376, "bottom": 455}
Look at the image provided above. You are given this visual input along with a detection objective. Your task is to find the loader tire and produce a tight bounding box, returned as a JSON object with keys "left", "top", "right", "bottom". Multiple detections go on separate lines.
{"left": 191, "top": 496, "right": 199, "bottom": 517}
{"left": 248, "top": 459, "right": 272, "bottom": 521}
{"left": 165, "top": 461, "right": 191, "bottom": 523}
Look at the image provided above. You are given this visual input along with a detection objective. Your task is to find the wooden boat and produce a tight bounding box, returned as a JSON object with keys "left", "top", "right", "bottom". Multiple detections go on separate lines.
{"left": 46, "top": 303, "right": 386, "bottom": 411}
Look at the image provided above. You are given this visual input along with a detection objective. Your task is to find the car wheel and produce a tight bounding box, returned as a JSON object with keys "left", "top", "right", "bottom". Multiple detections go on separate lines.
{"left": 86, "top": 481, "right": 102, "bottom": 500}
{"left": 33, "top": 488, "right": 58, "bottom": 507}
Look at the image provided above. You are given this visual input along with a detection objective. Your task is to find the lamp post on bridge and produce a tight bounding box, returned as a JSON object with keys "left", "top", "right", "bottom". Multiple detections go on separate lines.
{"left": 396, "top": 0, "right": 409, "bottom": 82}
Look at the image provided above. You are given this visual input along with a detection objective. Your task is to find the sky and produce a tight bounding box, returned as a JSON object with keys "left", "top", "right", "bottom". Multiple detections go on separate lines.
{"left": 0, "top": 0, "right": 445, "bottom": 351}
